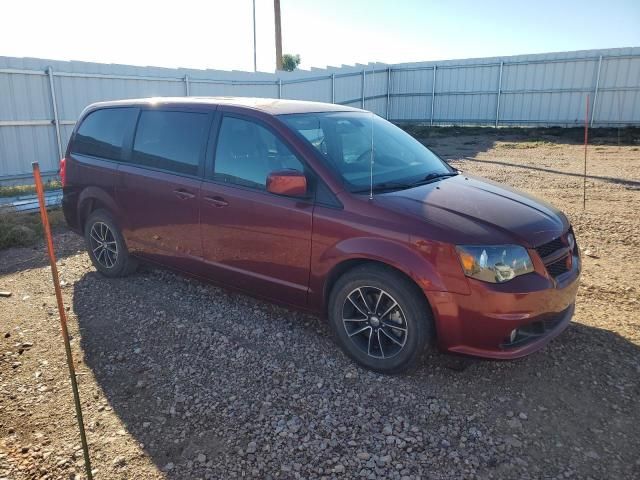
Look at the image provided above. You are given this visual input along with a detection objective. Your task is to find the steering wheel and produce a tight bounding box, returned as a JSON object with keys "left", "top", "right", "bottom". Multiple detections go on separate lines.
{"left": 355, "top": 148, "right": 373, "bottom": 163}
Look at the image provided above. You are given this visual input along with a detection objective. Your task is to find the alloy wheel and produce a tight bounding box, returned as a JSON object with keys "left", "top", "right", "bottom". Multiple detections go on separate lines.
{"left": 342, "top": 286, "right": 408, "bottom": 359}
{"left": 89, "top": 221, "right": 118, "bottom": 269}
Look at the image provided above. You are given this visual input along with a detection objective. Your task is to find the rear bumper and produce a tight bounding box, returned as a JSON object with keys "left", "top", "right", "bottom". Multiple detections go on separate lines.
{"left": 427, "top": 262, "right": 580, "bottom": 360}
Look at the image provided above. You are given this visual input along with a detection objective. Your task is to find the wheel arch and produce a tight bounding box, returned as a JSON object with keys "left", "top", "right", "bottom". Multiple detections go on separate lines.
{"left": 77, "top": 187, "right": 121, "bottom": 232}
{"left": 317, "top": 236, "right": 450, "bottom": 308}
{"left": 322, "top": 257, "right": 436, "bottom": 326}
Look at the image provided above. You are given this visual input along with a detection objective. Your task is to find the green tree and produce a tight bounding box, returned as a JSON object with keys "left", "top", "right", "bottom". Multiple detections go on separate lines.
{"left": 282, "top": 53, "right": 301, "bottom": 72}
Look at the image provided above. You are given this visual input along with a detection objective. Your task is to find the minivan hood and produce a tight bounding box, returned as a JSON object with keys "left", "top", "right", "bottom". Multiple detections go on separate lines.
{"left": 377, "top": 174, "right": 568, "bottom": 247}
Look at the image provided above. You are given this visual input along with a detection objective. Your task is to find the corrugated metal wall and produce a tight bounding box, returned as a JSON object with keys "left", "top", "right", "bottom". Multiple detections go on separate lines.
{"left": 1, "top": 47, "right": 639, "bottom": 182}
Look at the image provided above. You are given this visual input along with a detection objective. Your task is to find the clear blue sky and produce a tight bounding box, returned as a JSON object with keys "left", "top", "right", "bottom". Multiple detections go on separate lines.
{"left": 2, "top": 0, "right": 639, "bottom": 71}
{"left": 282, "top": 0, "right": 640, "bottom": 66}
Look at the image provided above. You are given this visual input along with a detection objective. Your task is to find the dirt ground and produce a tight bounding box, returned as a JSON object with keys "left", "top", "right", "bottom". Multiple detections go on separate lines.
{"left": 1, "top": 129, "right": 638, "bottom": 479}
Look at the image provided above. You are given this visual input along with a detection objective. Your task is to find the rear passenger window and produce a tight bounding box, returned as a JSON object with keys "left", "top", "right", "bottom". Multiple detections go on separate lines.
{"left": 72, "top": 108, "right": 136, "bottom": 161}
{"left": 132, "top": 110, "right": 209, "bottom": 176}
{"left": 214, "top": 116, "right": 304, "bottom": 189}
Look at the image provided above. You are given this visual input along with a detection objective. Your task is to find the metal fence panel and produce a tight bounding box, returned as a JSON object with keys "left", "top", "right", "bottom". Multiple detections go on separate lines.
{"left": 389, "top": 95, "right": 430, "bottom": 121}
{"left": 363, "top": 97, "right": 387, "bottom": 118}
{"left": 438, "top": 63, "right": 499, "bottom": 93}
{"left": 0, "top": 125, "right": 59, "bottom": 178}
{"left": 599, "top": 56, "right": 640, "bottom": 88}
{"left": 500, "top": 91, "right": 587, "bottom": 124}
{"left": 1, "top": 47, "right": 639, "bottom": 182}
{"left": 596, "top": 90, "right": 640, "bottom": 124}
{"left": 60, "top": 124, "right": 76, "bottom": 155}
{"left": 202, "top": 83, "right": 277, "bottom": 98}
{"left": 282, "top": 77, "right": 330, "bottom": 102}
{"left": 334, "top": 73, "right": 363, "bottom": 105}
{"left": 54, "top": 76, "right": 184, "bottom": 120}
{"left": 0, "top": 76, "right": 50, "bottom": 122}
{"left": 391, "top": 68, "right": 432, "bottom": 96}
{"left": 435, "top": 94, "right": 497, "bottom": 124}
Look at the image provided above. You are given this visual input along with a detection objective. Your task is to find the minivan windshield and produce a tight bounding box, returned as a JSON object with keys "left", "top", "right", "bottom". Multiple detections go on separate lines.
{"left": 280, "top": 112, "right": 454, "bottom": 192}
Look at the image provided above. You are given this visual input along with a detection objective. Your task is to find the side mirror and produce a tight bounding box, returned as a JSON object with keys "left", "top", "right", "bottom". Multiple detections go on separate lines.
{"left": 266, "top": 170, "right": 308, "bottom": 197}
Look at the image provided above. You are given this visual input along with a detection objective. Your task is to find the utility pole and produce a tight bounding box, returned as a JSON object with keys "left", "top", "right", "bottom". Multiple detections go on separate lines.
{"left": 252, "top": 0, "right": 257, "bottom": 71}
{"left": 274, "top": 0, "right": 283, "bottom": 71}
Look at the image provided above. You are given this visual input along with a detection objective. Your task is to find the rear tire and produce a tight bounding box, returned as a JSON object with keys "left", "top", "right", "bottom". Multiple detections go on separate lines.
{"left": 328, "top": 264, "right": 434, "bottom": 374}
{"left": 84, "top": 209, "right": 137, "bottom": 277}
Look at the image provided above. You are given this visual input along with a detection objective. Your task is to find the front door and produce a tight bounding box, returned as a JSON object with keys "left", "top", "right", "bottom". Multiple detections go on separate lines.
{"left": 200, "top": 114, "right": 313, "bottom": 306}
{"left": 117, "top": 108, "right": 212, "bottom": 271}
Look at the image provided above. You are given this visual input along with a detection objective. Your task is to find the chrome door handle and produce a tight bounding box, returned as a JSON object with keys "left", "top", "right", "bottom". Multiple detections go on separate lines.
{"left": 204, "top": 195, "right": 229, "bottom": 207}
{"left": 173, "top": 189, "right": 196, "bottom": 200}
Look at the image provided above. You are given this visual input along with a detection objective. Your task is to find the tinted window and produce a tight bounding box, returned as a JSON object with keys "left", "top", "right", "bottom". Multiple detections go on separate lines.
{"left": 72, "top": 108, "right": 136, "bottom": 160}
{"left": 214, "top": 116, "right": 303, "bottom": 189}
{"left": 132, "top": 110, "right": 209, "bottom": 175}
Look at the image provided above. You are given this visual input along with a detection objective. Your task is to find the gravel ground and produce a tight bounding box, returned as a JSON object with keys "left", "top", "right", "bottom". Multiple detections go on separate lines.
{"left": 1, "top": 131, "right": 639, "bottom": 479}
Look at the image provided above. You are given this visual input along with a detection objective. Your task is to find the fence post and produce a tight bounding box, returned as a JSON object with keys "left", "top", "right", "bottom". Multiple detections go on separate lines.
{"left": 430, "top": 65, "right": 437, "bottom": 126}
{"left": 386, "top": 67, "right": 392, "bottom": 119}
{"left": 590, "top": 55, "right": 603, "bottom": 127}
{"left": 184, "top": 74, "right": 190, "bottom": 96}
{"left": 495, "top": 61, "right": 504, "bottom": 128}
{"left": 331, "top": 73, "right": 335, "bottom": 104}
{"left": 361, "top": 70, "right": 366, "bottom": 109}
{"left": 278, "top": 78, "right": 282, "bottom": 99}
{"left": 46, "top": 67, "right": 64, "bottom": 160}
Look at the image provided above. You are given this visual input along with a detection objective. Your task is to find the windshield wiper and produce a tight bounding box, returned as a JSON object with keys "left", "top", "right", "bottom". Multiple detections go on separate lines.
{"left": 352, "top": 181, "right": 415, "bottom": 194}
{"left": 419, "top": 171, "right": 459, "bottom": 183}
{"left": 352, "top": 172, "right": 459, "bottom": 194}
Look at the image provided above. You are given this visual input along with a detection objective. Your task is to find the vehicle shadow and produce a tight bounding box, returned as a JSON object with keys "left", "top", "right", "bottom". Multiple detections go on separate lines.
{"left": 73, "top": 267, "right": 640, "bottom": 478}
{"left": 458, "top": 156, "right": 640, "bottom": 188}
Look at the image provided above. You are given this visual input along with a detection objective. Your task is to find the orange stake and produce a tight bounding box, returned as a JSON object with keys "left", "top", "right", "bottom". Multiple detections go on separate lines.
{"left": 583, "top": 94, "right": 589, "bottom": 210}
{"left": 32, "top": 162, "right": 93, "bottom": 480}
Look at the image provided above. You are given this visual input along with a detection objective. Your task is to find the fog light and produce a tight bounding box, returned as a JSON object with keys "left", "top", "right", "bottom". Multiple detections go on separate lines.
{"left": 509, "top": 329, "right": 517, "bottom": 343}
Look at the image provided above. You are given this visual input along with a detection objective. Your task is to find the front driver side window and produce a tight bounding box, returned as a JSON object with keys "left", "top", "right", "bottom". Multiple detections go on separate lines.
{"left": 214, "top": 116, "right": 303, "bottom": 190}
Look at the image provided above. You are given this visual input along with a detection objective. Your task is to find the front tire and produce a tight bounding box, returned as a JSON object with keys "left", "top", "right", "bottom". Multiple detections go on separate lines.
{"left": 328, "top": 265, "right": 434, "bottom": 374}
{"left": 84, "top": 209, "right": 137, "bottom": 277}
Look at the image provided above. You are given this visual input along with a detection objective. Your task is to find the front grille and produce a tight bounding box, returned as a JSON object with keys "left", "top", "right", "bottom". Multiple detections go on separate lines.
{"left": 546, "top": 257, "right": 570, "bottom": 277}
{"left": 534, "top": 229, "right": 577, "bottom": 279}
{"left": 535, "top": 236, "right": 564, "bottom": 259}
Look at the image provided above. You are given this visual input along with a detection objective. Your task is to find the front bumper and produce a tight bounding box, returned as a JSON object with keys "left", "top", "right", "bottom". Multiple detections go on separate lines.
{"left": 427, "top": 259, "right": 580, "bottom": 360}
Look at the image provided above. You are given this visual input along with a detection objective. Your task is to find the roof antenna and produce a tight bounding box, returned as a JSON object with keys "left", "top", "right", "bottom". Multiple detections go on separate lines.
{"left": 369, "top": 111, "right": 374, "bottom": 200}
{"left": 368, "top": 63, "right": 375, "bottom": 200}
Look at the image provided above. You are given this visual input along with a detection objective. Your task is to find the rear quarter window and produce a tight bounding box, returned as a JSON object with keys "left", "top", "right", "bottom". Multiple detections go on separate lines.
{"left": 71, "top": 107, "right": 137, "bottom": 161}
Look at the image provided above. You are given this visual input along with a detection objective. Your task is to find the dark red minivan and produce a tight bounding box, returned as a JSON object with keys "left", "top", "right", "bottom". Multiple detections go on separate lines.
{"left": 62, "top": 97, "right": 580, "bottom": 373}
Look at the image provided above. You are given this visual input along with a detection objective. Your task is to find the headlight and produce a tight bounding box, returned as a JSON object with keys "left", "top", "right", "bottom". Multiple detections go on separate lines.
{"left": 456, "top": 245, "right": 534, "bottom": 283}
